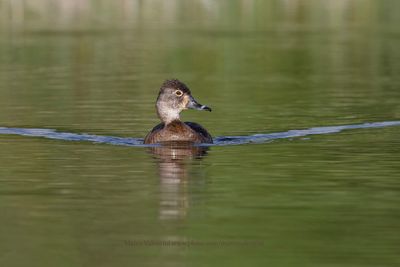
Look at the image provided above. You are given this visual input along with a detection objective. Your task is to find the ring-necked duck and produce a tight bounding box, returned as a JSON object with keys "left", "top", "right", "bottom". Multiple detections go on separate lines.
{"left": 144, "top": 79, "right": 213, "bottom": 144}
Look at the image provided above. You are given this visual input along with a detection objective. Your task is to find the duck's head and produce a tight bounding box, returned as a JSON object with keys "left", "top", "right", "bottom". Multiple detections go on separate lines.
{"left": 156, "top": 79, "right": 211, "bottom": 124}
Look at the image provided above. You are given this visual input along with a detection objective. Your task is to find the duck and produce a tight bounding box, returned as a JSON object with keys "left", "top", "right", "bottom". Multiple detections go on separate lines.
{"left": 144, "top": 79, "right": 213, "bottom": 144}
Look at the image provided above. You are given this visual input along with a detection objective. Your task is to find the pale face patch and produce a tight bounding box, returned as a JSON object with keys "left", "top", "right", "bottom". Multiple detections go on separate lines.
{"left": 181, "top": 94, "right": 190, "bottom": 109}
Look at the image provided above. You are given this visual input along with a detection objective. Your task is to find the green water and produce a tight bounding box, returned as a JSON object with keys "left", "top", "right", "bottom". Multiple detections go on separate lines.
{"left": 1, "top": 1, "right": 400, "bottom": 266}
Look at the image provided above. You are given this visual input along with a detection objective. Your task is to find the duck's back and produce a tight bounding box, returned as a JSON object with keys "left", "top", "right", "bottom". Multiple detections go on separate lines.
{"left": 144, "top": 121, "right": 212, "bottom": 144}
{"left": 184, "top": 122, "right": 213, "bottom": 143}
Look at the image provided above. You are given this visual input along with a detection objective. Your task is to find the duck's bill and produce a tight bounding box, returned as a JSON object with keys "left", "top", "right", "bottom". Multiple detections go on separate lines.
{"left": 187, "top": 96, "right": 212, "bottom": 112}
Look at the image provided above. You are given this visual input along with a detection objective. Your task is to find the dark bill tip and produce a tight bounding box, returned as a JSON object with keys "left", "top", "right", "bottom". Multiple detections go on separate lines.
{"left": 201, "top": 105, "right": 212, "bottom": 112}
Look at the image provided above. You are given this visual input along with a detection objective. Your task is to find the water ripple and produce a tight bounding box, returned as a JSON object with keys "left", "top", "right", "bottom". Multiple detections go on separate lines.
{"left": 1, "top": 121, "right": 399, "bottom": 147}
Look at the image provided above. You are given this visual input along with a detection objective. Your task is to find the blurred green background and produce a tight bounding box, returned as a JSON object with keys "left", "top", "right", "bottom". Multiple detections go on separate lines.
{"left": 0, "top": 1, "right": 400, "bottom": 266}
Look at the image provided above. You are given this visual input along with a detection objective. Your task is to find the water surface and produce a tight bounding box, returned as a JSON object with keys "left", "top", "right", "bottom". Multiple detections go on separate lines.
{"left": 1, "top": 1, "right": 400, "bottom": 266}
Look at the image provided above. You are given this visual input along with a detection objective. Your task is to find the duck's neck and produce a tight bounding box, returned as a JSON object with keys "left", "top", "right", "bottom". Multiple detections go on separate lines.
{"left": 157, "top": 106, "right": 181, "bottom": 125}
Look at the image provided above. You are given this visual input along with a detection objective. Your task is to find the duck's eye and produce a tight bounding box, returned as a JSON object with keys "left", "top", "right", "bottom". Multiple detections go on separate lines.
{"left": 175, "top": 90, "right": 183, "bottom": 97}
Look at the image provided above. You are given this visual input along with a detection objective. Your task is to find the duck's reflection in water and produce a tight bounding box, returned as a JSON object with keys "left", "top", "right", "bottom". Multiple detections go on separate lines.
{"left": 147, "top": 142, "right": 209, "bottom": 220}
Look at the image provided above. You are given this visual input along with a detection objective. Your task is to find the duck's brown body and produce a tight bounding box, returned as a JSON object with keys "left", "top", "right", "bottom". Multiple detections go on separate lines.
{"left": 144, "top": 120, "right": 212, "bottom": 144}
